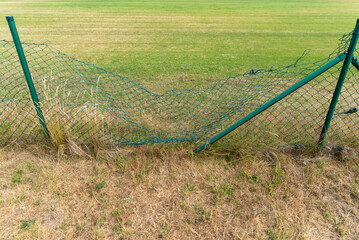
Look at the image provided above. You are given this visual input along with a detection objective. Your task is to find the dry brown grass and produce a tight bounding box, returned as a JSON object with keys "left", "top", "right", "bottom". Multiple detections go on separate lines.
{"left": 0, "top": 143, "right": 358, "bottom": 239}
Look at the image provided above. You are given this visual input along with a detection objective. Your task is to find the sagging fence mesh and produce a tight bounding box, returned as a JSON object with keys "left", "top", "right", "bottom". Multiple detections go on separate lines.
{"left": 0, "top": 32, "right": 358, "bottom": 149}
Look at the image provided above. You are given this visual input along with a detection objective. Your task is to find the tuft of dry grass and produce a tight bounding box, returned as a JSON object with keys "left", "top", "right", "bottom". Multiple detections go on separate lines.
{"left": 0, "top": 143, "right": 358, "bottom": 239}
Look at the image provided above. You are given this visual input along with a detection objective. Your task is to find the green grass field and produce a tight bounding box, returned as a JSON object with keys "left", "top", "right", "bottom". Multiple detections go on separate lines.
{"left": 1, "top": 0, "right": 359, "bottom": 91}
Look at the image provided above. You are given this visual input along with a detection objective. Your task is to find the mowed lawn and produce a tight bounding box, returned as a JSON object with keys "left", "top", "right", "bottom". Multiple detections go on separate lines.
{"left": 1, "top": 0, "right": 359, "bottom": 91}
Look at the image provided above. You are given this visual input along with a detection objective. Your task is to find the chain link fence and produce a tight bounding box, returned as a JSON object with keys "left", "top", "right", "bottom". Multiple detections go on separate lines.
{"left": 1, "top": 27, "right": 358, "bottom": 150}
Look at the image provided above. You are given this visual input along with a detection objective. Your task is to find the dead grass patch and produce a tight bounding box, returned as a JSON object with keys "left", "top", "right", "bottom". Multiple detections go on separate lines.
{"left": 0, "top": 144, "right": 358, "bottom": 239}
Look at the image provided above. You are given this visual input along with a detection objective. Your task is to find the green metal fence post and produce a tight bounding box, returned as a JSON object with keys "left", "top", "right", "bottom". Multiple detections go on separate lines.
{"left": 318, "top": 19, "right": 359, "bottom": 147}
{"left": 351, "top": 57, "right": 359, "bottom": 71}
{"left": 193, "top": 52, "right": 347, "bottom": 153}
{"left": 6, "top": 16, "right": 51, "bottom": 141}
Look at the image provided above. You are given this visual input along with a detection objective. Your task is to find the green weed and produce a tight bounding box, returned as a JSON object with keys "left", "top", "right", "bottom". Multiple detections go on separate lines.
{"left": 95, "top": 180, "right": 106, "bottom": 192}
{"left": 12, "top": 169, "right": 23, "bottom": 183}
{"left": 193, "top": 204, "right": 208, "bottom": 222}
{"left": 209, "top": 184, "right": 235, "bottom": 203}
{"left": 333, "top": 217, "right": 344, "bottom": 238}
{"left": 20, "top": 218, "right": 36, "bottom": 230}
{"left": 184, "top": 183, "right": 196, "bottom": 192}
{"left": 33, "top": 198, "right": 43, "bottom": 206}
{"left": 24, "top": 161, "right": 35, "bottom": 172}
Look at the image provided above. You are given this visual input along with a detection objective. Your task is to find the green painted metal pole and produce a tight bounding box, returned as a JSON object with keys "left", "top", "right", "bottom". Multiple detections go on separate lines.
{"left": 351, "top": 57, "right": 359, "bottom": 71}
{"left": 193, "top": 52, "right": 347, "bottom": 153}
{"left": 318, "top": 19, "right": 359, "bottom": 147}
{"left": 6, "top": 16, "right": 51, "bottom": 140}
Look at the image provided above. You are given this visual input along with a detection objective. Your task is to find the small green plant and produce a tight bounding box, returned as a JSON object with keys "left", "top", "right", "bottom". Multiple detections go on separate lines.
{"left": 193, "top": 204, "right": 207, "bottom": 222}
{"left": 193, "top": 204, "right": 204, "bottom": 215}
{"left": 273, "top": 161, "right": 286, "bottom": 186}
{"left": 184, "top": 183, "right": 196, "bottom": 192}
{"left": 266, "top": 161, "right": 286, "bottom": 195}
{"left": 159, "top": 226, "right": 171, "bottom": 238}
{"left": 130, "top": 170, "right": 145, "bottom": 183}
{"left": 33, "top": 198, "right": 43, "bottom": 206}
{"left": 249, "top": 175, "right": 259, "bottom": 183}
{"left": 20, "top": 218, "right": 36, "bottom": 230}
{"left": 115, "top": 155, "right": 126, "bottom": 173}
{"left": 137, "top": 170, "right": 143, "bottom": 181}
{"left": 239, "top": 172, "right": 259, "bottom": 183}
{"left": 267, "top": 228, "right": 275, "bottom": 240}
{"left": 12, "top": 169, "right": 23, "bottom": 183}
{"left": 112, "top": 223, "right": 122, "bottom": 233}
{"left": 323, "top": 202, "right": 331, "bottom": 219}
{"left": 268, "top": 185, "right": 274, "bottom": 195}
{"left": 24, "top": 161, "right": 34, "bottom": 172}
{"left": 209, "top": 184, "right": 235, "bottom": 203}
{"left": 221, "top": 184, "right": 235, "bottom": 196}
{"left": 249, "top": 186, "right": 257, "bottom": 193}
{"left": 76, "top": 223, "right": 86, "bottom": 231}
{"left": 333, "top": 217, "right": 344, "bottom": 238}
{"left": 111, "top": 207, "right": 124, "bottom": 233}
{"left": 317, "top": 160, "right": 325, "bottom": 169}
{"left": 112, "top": 208, "right": 124, "bottom": 218}
{"left": 95, "top": 180, "right": 106, "bottom": 192}
{"left": 56, "top": 190, "right": 72, "bottom": 197}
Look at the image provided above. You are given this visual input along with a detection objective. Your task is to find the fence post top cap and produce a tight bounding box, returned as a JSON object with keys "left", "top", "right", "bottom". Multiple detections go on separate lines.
{"left": 6, "top": 16, "right": 14, "bottom": 22}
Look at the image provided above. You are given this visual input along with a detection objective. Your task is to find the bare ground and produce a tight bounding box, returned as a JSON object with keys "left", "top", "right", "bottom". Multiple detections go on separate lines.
{"left": 0, "top": 143, "right": 358, "bottom": 240}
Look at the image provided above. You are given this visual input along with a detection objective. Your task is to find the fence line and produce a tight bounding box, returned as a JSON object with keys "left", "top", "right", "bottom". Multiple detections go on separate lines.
{"left": 1, "top": 16, "right": 359, "bottom": 152}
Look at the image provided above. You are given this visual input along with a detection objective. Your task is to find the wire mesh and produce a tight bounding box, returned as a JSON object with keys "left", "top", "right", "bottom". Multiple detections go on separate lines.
{"left": 0, "top": 32, "right": 357, "bottom": 148}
